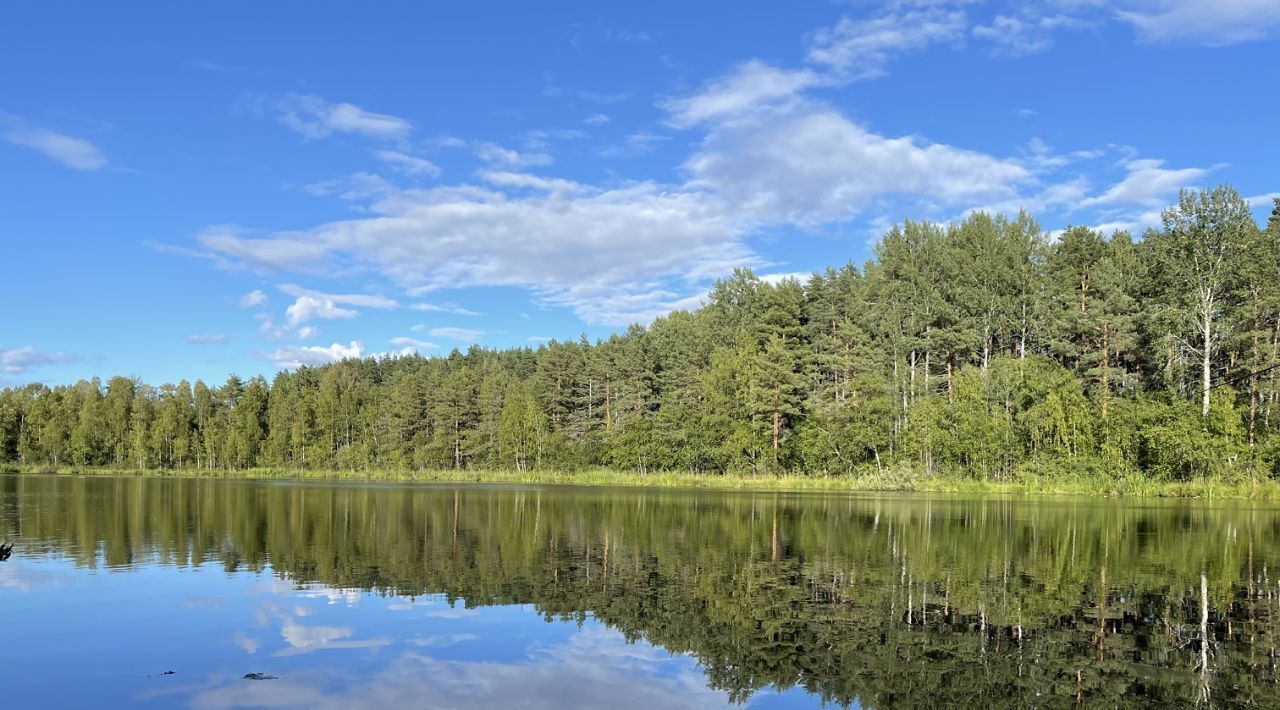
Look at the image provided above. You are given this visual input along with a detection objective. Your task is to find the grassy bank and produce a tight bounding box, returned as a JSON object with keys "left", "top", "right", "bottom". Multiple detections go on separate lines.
{"left": 5, "top": 463, "right": 1280, "bottom": 499}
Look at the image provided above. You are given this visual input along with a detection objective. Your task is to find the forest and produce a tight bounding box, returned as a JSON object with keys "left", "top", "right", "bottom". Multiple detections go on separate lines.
{"left": 2, "top": 184, "right": 1279, "bottom": 483}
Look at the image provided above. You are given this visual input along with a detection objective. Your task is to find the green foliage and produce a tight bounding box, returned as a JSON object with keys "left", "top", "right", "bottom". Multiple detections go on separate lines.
{"left": 3, "top": 184, "right": 1278, "bottom": 482}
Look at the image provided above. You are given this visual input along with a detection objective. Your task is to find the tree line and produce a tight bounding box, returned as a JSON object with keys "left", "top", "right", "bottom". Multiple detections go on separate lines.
{"left": 2, "top": 184, "right": 1279, "bottom": 480}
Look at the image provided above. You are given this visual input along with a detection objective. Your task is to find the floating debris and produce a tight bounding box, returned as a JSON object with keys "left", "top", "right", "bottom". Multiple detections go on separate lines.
{"left": 242, "top": 673, "right": 278, "bottom": 681}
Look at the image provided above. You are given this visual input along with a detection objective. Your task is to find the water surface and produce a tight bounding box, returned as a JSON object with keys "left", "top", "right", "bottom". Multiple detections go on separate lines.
{"left": 2, "top": 474, "right": 1278, "bottom": 708}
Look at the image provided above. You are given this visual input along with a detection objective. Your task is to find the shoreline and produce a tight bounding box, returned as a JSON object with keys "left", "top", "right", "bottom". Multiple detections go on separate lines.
{"left": 5, "top": 465, "right": 1280, "bottom": 499}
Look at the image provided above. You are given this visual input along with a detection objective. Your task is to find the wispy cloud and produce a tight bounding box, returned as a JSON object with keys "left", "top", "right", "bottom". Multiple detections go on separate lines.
{"left": 1117, "top": 0, "right": 1280, "bottom": 46}
{"left": 240, "top": 289, "right": 268, "bottom": 308}
{"left": 1, "top": 346, "right": 74, "bottom": 374}
{"left": 260, "top": 94, "right": 412, "bottom": 141}
{"left": 186, "top": 333, "right": 229, "bottom": 345}
{"left": 476, "top": 143, "right": 553, "bottom": 168}
{"left": 408, "top": 302, "right": 481, "bottom": 316}
{"left": 390, "top": 336, "right": 438, "bottom": 350}
{"left": 1, "top": 114, "right": 107, "bottom": 170}
{"left": 375, "top": 149, "right": 441, "bottom": 177}
{"left": 427, "top": 327, "right": 484, "bottom": 343}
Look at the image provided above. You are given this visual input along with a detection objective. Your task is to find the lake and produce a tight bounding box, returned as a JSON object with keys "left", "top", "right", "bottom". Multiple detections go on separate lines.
{"left": 1, "top": 475, "right": 1277, "bottom": 708}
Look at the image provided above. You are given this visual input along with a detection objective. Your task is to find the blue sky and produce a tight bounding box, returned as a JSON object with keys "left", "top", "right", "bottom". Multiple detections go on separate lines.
{"left": 2, "top": 0, "right": 1278, "bottom": 386}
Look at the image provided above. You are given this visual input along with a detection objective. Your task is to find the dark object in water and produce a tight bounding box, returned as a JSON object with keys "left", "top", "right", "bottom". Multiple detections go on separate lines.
{"left": 161, "top": 671, "right": 175, "bottom": 676}
{"left": 242, "top": 673, "right": 278, "bottom": 681}
{"left": 0, "top": 543, "right": 12, "bottom": 561}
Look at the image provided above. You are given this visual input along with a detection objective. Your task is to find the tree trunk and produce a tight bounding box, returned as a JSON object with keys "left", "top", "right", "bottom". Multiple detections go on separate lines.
{"left": 772, "top": 410, "right": 780, "bottom": 452}
{"left": 1202, "top": 303, "right": 1213, "bottom": 418}
{"left": 1100, "top": 324, "right": 1110, "bottom": 419}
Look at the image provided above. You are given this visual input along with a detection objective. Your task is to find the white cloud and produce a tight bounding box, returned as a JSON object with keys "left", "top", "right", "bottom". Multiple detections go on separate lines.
{"left": 186, "top": 334, "right": 229, "bottom": 345}
{"left": 1117, "top": 0, "right": 1280, "bottom": 45}
{"left": 240, "top": 289, "right": 268, "bottom": 308}
{"left": 2, "top": 115, "right": 107, "bottom": 170}
{"left": 662, "top": 60, "right": 820, "bottom": 127}
{"left": 389, "top": 336, "right": 438, "bottom": 350}
{"left": 280, "top": 285, "right": 399, "bottom": 326}
{"left": 684, "top": 103, "right": 1031, "bottom": 224}
{"left": 203, "top": 179, "right": 756, "bottom": 326}
{"left": 527, "top": 336, "right": 552, "bottom": 344}
{"left": 375, "top": 150, "right": 441, "bottom": 177}
{"left": 807, "top": 8, "right": 967, "bottom": 79}
{"left": 476, "top": 143, "right": 553, "bottom": 168}
{"left": 431, "top": 135, "right": 467, "bottom": 149}
{"left": 268, "top": 341, "right": 364, "bottom": 369}
{"left": 1247, "top": 192, "right": 1280, "bottom": 209}
{"left": 973, "top": 14, "right": 1085, "bottom": 57}
{"left": 285, "top": 296, "right": 358, "bottom": 326}
{"left": 187, "top": 627, "right": 732, "bottom": 710}
{"left": 759, "top": 272, "right": 811, "bottom": 286}
{"left": 408, "top": 302, "right": 481, "bottom": 316}
{"left": 428, "top": 327, "right": 484, "bottom": 342}
{"left": 584, "top": 113, "right": 610, "bottom": 125}
{"left": 0, "top": 346, "right": 73, "bottom": 374}
{"left": 280, "top": 284, "right": 398, "bottom": 309}
{"left": 269, "top": 94, "right": 412, "bottom": 141}
{"left": 1082, "top": 158, "right": 1213, "bottom": 207}
{"left": 304, "top": 172, "right": 398, "bottom": 201}
{"left": 597, "top": 131, "right": 671, "bottom": 159}
{"left": 297, "top": 326, "right": 319, "bottom": 340}
{"left": 478, "top": 171, "right": 586, "bottom": 195}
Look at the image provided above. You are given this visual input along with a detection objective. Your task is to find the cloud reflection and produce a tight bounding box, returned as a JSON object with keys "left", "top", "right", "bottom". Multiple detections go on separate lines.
{"left": 190, "top": 626, "right": 735, "bottom": 710}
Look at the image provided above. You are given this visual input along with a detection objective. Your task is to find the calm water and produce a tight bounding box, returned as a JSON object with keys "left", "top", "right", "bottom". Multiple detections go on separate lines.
{"left": 2, "top": 476, "right": 1279, "bottom": 708}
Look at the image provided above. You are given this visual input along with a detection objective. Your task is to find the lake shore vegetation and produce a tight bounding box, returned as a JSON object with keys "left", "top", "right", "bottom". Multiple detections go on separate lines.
{"left": 3, "top": 185, "right": 1280, "bottom": 494}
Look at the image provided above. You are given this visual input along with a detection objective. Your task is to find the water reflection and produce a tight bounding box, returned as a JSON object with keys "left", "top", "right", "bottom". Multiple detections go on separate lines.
{"left": 2, "top": 474, "right": 1280, "bottom": 707}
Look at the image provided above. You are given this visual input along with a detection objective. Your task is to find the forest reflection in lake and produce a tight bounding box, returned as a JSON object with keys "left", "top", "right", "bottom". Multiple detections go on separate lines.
{"left": 2, "top": 474, "right": 1280, "bottom": 708}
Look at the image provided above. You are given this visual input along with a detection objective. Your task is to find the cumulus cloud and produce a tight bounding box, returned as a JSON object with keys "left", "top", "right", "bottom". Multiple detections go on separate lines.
{"left": 284, "top": 296, "right": 358, "bottom": 326}
{"left": 268, "top": 341, "right": 364, "bottom": 369}
{"left": 280, "top": 285, "right": 398, "bottom": 326}
{"left": 1, "top": 114, "right": 107, "bottom": 170}
{"left": 191, "top": 5, "right": 1229, "bottom": 336}
{"left": 267, "top": 94, "right": 412, "bottom": 141}
{"left": 684, "top": 103, "right": 1031, "bottom": 224}
{"left": 0, "top": 346, "right": 73, "bottom": 374}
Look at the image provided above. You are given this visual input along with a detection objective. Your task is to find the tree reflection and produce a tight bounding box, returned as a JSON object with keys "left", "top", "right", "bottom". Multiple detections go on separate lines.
{"left": 3, "top": 475, "right": 1280, "bottom": 707}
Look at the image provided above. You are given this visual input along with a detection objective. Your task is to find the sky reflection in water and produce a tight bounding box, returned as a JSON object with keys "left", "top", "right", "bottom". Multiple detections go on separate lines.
{"left": 6, "top": 474, "right": 1280, "bottom": 708}
{"left": 0, "top": 552, "right": 813, "bottom": 709}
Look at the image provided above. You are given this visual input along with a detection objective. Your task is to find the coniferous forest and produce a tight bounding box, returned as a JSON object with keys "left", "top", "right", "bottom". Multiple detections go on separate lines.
{"left": 4, "top": 185, "right": 1280, "bottom": 483}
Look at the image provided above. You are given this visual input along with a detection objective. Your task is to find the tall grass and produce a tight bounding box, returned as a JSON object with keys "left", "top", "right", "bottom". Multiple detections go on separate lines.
{"left": 5, "top": 463, "right": 1280, "bottom": 499}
